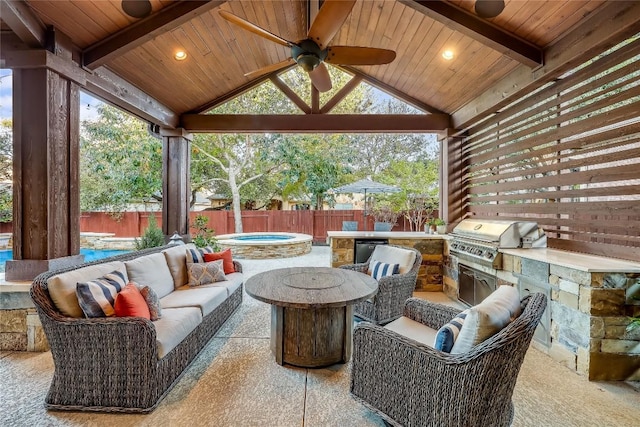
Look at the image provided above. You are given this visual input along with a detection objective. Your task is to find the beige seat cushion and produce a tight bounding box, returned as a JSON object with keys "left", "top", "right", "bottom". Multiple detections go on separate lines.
{"left": 125, "top": 253, "right": 174, "bottom": 298}
{"left": 160, "top": 286, "right": 227, "bottom": 316}
{"left": 384, "top": 316, "right": 437, "bottom": 347}
{"left": 153, "top": 307, "right": 202, "bottom": 359}
{"left": 162, "top": 243, "right": 197, "bottom": 289}
{"left": 206, "top": 272, "right": 243, "bottom": 297}
{"left": 451, "top": 285, "right": 521, "bottom": 354}
{"left": 369, "top": 245, "right": 417, "bottom": 275}
{"left": 47, "top": 261, "right": 128, "bottom": 318}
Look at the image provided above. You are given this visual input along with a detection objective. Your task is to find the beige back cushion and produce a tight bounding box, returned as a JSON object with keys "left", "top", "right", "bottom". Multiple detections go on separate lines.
{"left": 162, "top": 243, "right": 196, "bottom": 289}
{"left": 125, "top": 253, "right": 175, "bottom": 298}
{"left": 369, "top": 245, "right": 417, "bottom": 274}
{"left": 451, "top": 285, "right": 522, "bottom": 354}
{"left": 47, "top": 261, "right": 128, "bottom": 318}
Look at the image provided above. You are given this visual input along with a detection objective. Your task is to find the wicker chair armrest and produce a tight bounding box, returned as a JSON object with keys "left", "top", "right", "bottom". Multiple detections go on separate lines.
{"left": 339, "top": 262, "right": 369, "bottom": 274}
{"left": 403, "top": 297, "right": 463, "bottom": 330}
{"left": 233, "top": 260, "right": 243, "bottom": 273}
{"left": 376, "top": 271, "right": 418, "bottom": 295}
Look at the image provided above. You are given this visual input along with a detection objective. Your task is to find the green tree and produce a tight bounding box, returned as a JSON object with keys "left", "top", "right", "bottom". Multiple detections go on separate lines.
{"left": 80, "top": 105, "right": 162, "bottom": 216}
{"left": 0, "top": 119, "right": 12, "bottom": 222}
{"left": 134, "top": 214, "right": 165, "bottom": 249}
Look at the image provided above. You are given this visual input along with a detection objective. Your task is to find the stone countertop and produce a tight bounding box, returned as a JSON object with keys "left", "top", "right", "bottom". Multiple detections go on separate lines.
{"left": 500, "top": 247, "right": 640, "bottom": 273}
{"left": 326, "top": 231, "right": 450, "bottom": 239}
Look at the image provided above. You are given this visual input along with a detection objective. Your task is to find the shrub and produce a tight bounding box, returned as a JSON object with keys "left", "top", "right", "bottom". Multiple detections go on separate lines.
{"left": 135, "top": 214, "right": 165, "bottom": 250}
{"left": 191, "top": 215, "right": 221, "bottom": 251}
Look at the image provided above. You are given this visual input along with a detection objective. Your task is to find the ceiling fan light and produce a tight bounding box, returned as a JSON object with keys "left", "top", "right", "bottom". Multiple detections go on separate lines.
{"left": 297, "top": 54, "right": 321, "bottom": 72}
{"left": 121, "top": 0, "right": 152, "bottom": 19}
{"left": 475, "top": 0, "right": 505, "bottom": 19}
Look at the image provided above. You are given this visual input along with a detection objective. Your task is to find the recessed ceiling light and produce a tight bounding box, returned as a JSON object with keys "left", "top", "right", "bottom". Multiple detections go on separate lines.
{"left": 174, "top": 50, "right": 187, "bottom": 61}
{"left": 442, "top": 50, "right": 454, "bottom": 60}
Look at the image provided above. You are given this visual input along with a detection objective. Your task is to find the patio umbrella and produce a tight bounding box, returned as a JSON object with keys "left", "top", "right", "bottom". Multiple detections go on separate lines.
{"left": 331, "top": 178, "right": 400, "bottom": 230}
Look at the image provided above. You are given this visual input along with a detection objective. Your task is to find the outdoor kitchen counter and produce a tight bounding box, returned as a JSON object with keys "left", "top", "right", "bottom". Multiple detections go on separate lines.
{"left": 500, "top": 247, "right": 640, "bottom": 273}
{"left": 326, "top": 231, "right": 451, "bottom": 240}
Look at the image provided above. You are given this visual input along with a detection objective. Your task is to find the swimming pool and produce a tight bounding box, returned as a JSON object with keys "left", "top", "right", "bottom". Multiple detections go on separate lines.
{"left": 216, "top": 232, "right": 312, "bottom": 259}
{"left": 0, "top": 248, "right": 131, "bottom": 273}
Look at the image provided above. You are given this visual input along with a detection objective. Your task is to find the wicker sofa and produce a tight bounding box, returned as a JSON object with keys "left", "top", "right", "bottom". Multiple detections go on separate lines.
{"left": 30, "top": 244, "right": 243, "bottom": 413}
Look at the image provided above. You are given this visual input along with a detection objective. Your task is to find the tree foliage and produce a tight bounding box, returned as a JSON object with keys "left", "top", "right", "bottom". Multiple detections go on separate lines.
{"left": 80, "top": 105, "right": 162, "bottom": 216}
{"left": 0, "top": 119, "right": 12, "bottom": 222}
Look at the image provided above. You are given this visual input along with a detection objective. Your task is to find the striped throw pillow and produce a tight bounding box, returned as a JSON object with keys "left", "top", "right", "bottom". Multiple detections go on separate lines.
{"left": 185, "top": 246, "right": 215, "bottom": 264}
{"left": 76, "top": 270, "right": 128, "bottom": 318}
{"left": 369, "top": 260, "right": 400, "bottom": 280}
{"left": 434, "top": 309, "right": 469, "bottom": 352}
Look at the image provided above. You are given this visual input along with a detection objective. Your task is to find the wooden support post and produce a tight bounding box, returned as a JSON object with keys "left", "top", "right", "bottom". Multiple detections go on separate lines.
{"left": 7, "top": 67, "right": 82, "bottom": 280}
{"left": 439, "top": 131, "right": 466, "bottom": 230}
{"left": 161, "top": 128, "right": 192, "bottom": 242}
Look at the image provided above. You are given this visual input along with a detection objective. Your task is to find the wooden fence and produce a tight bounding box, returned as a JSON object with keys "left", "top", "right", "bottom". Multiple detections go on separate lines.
{"left": 1, "top": 210, "right": 435, "bottom": 243}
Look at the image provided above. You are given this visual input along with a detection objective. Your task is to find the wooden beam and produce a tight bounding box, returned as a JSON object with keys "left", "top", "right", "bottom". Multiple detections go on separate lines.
{"left": 181, "top": 113, "right": 450, "bottom": 133}
{"left": 0, "top": 0, "right": 47, "bottom": 48}
{"left": 401, "top": 0, "right": 543, "bottom": 68}
{"left": 311, "top": 86, "right": 320, "bottom": 114}
{"left": 320, "top": 74, "right": 362, "bottom": 114}
{"left": 191, "top": 63, "right": 297, "bottom": 113}
{"left": 451, "top": 1, "right": 640, "bottom": 130}
{"left": 82, "top": 0, "right": 226, "bottom": 70}
{"left": 269, "top": 75, "right": 311, "bottom": 114}
{"left": 338, "top": 65, "right": 445, "bottom": 115}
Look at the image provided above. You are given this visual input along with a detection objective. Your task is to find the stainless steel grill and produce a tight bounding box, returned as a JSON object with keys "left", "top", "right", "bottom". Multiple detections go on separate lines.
{"left": 449, "top": 219, "right": 546, "bottom": 269}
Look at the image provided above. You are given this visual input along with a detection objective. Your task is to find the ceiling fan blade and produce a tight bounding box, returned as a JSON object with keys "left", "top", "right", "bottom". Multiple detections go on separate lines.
{"left": 308, "top": 63, "right": 332, "bottom": 92}
{"left": 325, "top": 46, "right": 396, "bottom": 65}
{"left": 219, "top": 10, "right": 293, "bottom": 48}
{"left": 244, "top": 59, "right": 295, "bottom": 79}
{"left": 307, "top": 0, "right": 357, "bottom": 49}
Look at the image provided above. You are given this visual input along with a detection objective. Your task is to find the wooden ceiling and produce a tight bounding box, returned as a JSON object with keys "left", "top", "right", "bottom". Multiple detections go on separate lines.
{"left": 0, "top": 0, "right": 611, "bottom": 126}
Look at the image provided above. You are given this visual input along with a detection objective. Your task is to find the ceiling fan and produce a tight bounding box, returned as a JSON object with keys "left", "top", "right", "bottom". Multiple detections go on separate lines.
{"left": 218, "top": 0, "right": 396, "bottom": 92}
{"left": 474, "top": 0, "right": 505, "bottom": 19}
{"left": 121, "top": 0, "right": 152, "bottom": 19}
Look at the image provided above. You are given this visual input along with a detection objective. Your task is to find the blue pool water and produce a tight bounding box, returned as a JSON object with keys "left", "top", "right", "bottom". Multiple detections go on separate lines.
{"left": 232, "top": 234, "right": 294, "bottom": 241}
{"left": 0, "top": 248, "right": 131, "bottom": 273}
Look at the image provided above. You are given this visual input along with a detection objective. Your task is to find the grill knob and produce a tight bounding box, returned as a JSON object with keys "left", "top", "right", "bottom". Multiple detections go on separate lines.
{"left": 486, "top": 252, "right": 494, "bottom": 259}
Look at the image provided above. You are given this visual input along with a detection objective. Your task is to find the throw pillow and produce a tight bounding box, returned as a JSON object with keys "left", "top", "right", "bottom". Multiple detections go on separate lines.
{"left": 114, "top": 283, "right": 151, "bottom": 319}
{"left": 76, "top": 270, "right": 128, "bottom": 318}
{"left": 133, "top": 282, "right": 162, "bottom": 321}
{"left": 203, "top": 248, "right": 235, "bottom": 274}
{"left": 368, "top": 260, "right": 400, "bottom": 280}
{"left": 187, "top": 259, "right": 227, "bottom": 287}
{"left": 451, "top": 285, "right": 522, "bottom": 354}
{"left": 185, "top": 246, "right": 215, "bottom": 264}
{"left": 434, "top": 309, "right": 469, "bottom": 352}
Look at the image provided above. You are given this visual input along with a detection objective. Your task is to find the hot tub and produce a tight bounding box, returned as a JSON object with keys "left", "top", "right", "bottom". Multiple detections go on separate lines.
{"left": 215, "top": 232, "right": 313, "bottom": 259}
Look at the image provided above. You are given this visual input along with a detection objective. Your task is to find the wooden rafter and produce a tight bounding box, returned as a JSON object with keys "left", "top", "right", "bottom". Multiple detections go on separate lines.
{"left": 320, "top": 74, "right": 362, "bottom": 114}
{"left": 0, "top": 0, "right": 47, "bottom": 48}
{"left": 401, "top": 0, "right": 543, "bottom": 68}
{"left": 180, "top": 113, "right": 450, "bottom": 133}
{"left": 269, "top": 76, "right": 311, "bottom": 114}
{"left": 190, "top": 63, "right": 297, "bottom": 113}
{"left": 337, "top": 66, "right": 445, "bottom": 115}
{"left": 82, "top": 0, "right": 226, "bottom": 70}
{"left": 451, "top": 0, "right": 640, "bottom": 130}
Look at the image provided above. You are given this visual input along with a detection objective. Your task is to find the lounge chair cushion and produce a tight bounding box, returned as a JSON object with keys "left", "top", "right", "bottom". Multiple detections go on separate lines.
{"left": 204, "top": 272, "right": 243, "bottom": 297}
{"left": 125, "top": 253, "right": 175, "bottom": 299}
{"left": 48, "top": 261, "right": 128, "bottom": 318}
{"left": 160, "top": 285, "right": 228, "bottom": 317}
{"left": 185, "top": 246, "right": 216, "bottom": 264}
{"left": 369, "top": 245, "right": 417, "bottom": 275}
{"left": 434, "top": 309, "right": 469, "bottom": 352}
{"left": 114, "top": 283, "right": 151, "bottom": 319}
{"left": 203, "top": 248, "right": 236, "bottom": 274}
{"left": 76, "top": 270, "right": 129, "bottom": 318}
{"left": 451, "top": 285, "right": 522, "bottom": 354}
{"left": 369, "top": 260, "right": 400, "bottom": 280}
{"left": 138, "top": 284, "right": 162, "bottom": 320}
{"left": 385, "top": 316, "right": 438, "bottom": 347}
{"left": 154, "top": 307, "right": 202, "bottom": 359}
{"left": 162, "top": 243, "right": 197, "bottom": 288}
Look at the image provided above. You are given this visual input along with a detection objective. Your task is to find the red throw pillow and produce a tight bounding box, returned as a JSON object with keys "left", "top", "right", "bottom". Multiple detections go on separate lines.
{"left": 203, "top": 249, "right": 235, "bottom": 274}
{"left": 114, "top": 283, "right": 151, "bottom": 319}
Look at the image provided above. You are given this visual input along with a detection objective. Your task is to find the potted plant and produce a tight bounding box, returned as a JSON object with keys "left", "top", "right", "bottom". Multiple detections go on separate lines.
{"left": 434, "top": 218, "right": 447, "bottom": 234}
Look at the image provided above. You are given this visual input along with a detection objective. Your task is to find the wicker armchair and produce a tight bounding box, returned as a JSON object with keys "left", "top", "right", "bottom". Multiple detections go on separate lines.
{"left": 340, "top": 245, "right": 422, "bottom": 325}
{"left": 350, "top": 293, "right": 547, "bottom": 427}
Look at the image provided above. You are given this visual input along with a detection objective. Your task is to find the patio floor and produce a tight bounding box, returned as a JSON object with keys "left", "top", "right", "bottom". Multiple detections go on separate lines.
{"left": 1, "top": 246, "right": 639, "bottom": 426}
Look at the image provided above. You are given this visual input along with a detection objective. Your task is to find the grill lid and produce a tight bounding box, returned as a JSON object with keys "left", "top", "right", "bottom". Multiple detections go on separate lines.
{"left": 451, "top": 219, "right": 546, "bottom": 248}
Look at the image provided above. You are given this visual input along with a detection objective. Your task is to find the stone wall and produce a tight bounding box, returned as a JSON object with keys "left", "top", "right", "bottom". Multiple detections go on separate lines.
{"left": 330, "top": 237, "right": 444, "bottom": 291}
{"left": 444, "top": 249, "right": 640, "bottom": 381}
{"left": 0, "top": 309, "right": 48, "bottom": 352}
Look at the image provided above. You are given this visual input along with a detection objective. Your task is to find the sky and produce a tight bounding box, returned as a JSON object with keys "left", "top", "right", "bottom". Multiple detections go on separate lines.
{"left": 0, "top": 69, "right": 103, "bottom": 122}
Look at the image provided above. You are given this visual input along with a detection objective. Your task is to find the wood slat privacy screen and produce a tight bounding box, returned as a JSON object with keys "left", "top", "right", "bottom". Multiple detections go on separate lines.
{"left": 462, "top": 34, "right": 640, "bottom": 261}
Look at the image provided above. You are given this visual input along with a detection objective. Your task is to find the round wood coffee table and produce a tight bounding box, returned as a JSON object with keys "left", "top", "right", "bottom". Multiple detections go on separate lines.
{"left": 245, "top": 267, "right": 378, "bottom": 368}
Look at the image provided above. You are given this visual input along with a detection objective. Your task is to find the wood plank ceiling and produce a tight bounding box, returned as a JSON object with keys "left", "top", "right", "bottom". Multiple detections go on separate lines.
{"left": 5, "top": 0, "right": 608, "bottom": 120}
